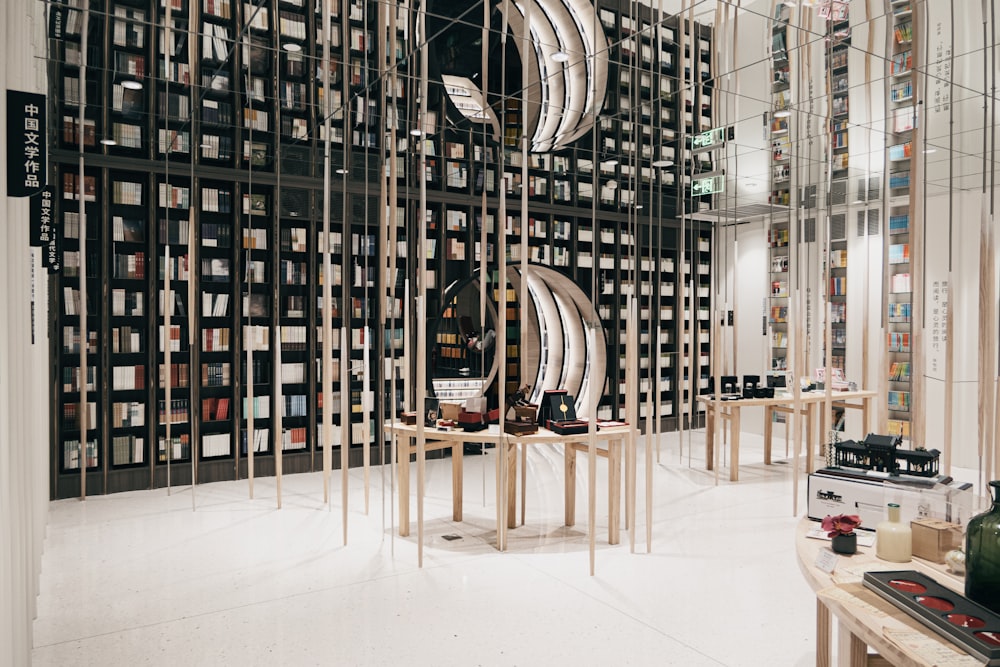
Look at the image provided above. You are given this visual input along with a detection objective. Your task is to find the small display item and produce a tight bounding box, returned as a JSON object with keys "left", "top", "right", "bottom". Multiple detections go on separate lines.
{"left": 400, "top": 411, "right": 417, "bottom": 425}
{"left": 503, "top": 421, "right": 538, "bottom": 435}
{"left": 864, "top": 570, "right": 1000, "bottom": 665}
{"left": 458, "top": 410, "right": 487, "bottom": 432}
{"left": 546, "top": 419, "right": 591, "bottom": 435}
{"left": 537, "top": 389, "right": 568, "bottom": 425}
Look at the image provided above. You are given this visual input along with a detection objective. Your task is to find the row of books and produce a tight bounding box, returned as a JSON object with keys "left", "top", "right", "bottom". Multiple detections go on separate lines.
{"left": 158, "top": 398, "right": 190, "bottom": 424}
{"left": 63, "top": 366, "right": 96, "bottom": 393}
{"left": 202, "top": 362, "right": 231, "bottom": 387}
{"left": 889, "top": 361, "right": 912, "bottom": 382}
{"left": 112, "top": 365, "right": 145, "bottom": 391}
{"left": 111, "top": 326, "right": 143, "bottom": 354}
{"left": 202, "top": 293, "right": 230, "bottom": 318}
{"left": 888, "top": 302, "right": 912, "bottom": 322}
{"left": 112, "top": 123, "right": 142, "bottom": 149}
{"left": 112, "top": 401, "right": 144, "bottom": 429}
{"left": 203, "top": 327, "right": 231, "bottom": 352}
{"left": 158, "top": 362, "right": 190, "bottom": 389}
{"left": 111, "top": 434, "right": 144, "bottom": 466}
{"left": 202, "top": 397, "right": 231, "bottom": 422}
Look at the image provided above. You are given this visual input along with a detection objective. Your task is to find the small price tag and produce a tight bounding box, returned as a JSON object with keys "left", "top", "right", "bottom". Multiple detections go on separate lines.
{"left": 815, "top": 547, "right": 839, "bottom": 574}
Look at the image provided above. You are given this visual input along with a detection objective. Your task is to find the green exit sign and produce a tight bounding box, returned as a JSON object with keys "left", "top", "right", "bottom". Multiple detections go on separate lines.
{"left": 691, "top": 174, "right": 725, "bottom": 197}
{"left": 691, "top": 127, "right": 727, "bottom": 150}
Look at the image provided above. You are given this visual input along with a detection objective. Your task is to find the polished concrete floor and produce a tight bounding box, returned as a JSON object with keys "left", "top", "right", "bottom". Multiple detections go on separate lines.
{"left": 32, "top": 431, "right": 896, "bottom": 666}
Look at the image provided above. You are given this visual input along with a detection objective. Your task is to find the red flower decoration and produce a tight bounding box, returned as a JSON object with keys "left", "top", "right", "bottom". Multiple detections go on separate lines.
{"left": 821, "top": 514, "right": 861, "bottom": 537}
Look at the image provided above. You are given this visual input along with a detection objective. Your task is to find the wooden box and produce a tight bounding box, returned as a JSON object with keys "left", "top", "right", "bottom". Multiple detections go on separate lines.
{"left": 910, "top": 518, "right": 963, "bottom": 563}
{"left": 504, "top": 421, "right": 538, "bottom": 435}
{"left": 513, "top": 404, "right": 538, "bottom": 423}
{"left": 400, "top": 411, "right": 417, "bottom": 425}
{"left": 439, "top": 402, "right": 462, "bottom": 421}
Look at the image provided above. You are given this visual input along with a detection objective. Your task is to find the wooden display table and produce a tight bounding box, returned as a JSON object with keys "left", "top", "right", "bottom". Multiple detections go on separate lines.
{"left": 795, "top": 516, "right": 983, "bottom": 666}
{"left": 386, "top": 422, "right": 634, "bottom": 551}
{"left": 697, "top": 389, "right": 876, "bottom": 481}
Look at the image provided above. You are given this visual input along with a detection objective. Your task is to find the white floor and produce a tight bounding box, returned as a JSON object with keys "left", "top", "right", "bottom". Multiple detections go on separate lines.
{"left": 33, "top": 431, "right": 842, "bottom": 666}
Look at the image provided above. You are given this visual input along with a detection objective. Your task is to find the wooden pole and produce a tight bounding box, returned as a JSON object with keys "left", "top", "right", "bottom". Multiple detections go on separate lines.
{"left": 320, "top": 0, "right": 333, "bottom": 507}
{"left": 275, "top": 326, "right": 283, "bottom": 508}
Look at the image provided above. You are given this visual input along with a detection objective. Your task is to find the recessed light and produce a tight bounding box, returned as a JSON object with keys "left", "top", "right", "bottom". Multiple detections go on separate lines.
{"left": 652, "top": 159, "right": 674, "bottom": 167}
{"left": 100, "top": 138, "right": 117, "bottom": 146}
{"left": 282, "top": 42, "right": 302, "bottom": 52}
{"left": 923, "top": 148, "right": 937, "bottom": 154}
{"left": 774, "top": 109, "right": 791, "bottom": 118}
{"left": 551, "top": 51, "right": 570, "bottom": 63}
{"left": 635, "top": 204, "right": 643, "bottom": 210}
{"left": 409, "top": 128, "right": 423, "bottom": 137}
{"left": 602, "top": 157, "right": 619, "bottom": 167}
{"left": 121, "top": 80, "right": 143, "bottom": 90}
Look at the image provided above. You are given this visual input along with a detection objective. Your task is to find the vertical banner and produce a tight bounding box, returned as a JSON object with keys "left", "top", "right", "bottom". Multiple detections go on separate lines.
{"left": 29, "top": 184, "right": 54, "bottom": 246}
{"left": 6, "top": 90, "right": 47, "bottom": 197}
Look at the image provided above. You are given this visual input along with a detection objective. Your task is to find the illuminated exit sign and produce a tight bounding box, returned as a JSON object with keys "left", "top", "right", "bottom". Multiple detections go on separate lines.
{"left": 691, "top": 126, "right": 732, "bottom": 151}
{"left": 691, "top": 174, "right": 725, "bottom": 197}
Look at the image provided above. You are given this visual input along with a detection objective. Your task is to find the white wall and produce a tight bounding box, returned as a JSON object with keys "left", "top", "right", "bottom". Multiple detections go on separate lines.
{"left": 1, "top": 0, "right": 52, "bottom": 663}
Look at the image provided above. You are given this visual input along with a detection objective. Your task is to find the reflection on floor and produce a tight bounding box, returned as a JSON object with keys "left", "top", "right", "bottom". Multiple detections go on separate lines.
{"left": 31, "top": 430, "right": 975, "bottom": 666}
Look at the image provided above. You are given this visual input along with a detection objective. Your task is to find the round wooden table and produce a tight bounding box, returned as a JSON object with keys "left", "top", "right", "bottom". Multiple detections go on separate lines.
{"left": 795, "top": 516, "right": 983, "bottom": 666}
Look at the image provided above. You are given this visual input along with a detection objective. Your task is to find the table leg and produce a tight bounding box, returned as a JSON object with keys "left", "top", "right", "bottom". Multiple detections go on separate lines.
{"left": 764, "top": 405, "right": 774, "bottom": 465}
{"left": 705, "top": 403, "right": 715, "bottom": 471}
{"left": 452, "top": 441, "right": 463, "bottom": 523}
{"left": 608, "top": 439, "right": 621, "bottom": 545}
{"left": 520, "top": 442, "right": 527, "bottom": 527}
{"left": 806, "top": 404, "right": 815, "bottom": 473}
{"left": 564, "top": 442, "right": 576, "bottom": 527}
{"left": 816, "top": 598, "right": 831, "bottom": 667}
{"left": 506, "top": 442, "right": 517, "bottom": 530}
{"left": 730, "top": 406, "right": 741, "bottom": 482}
{"left": 837, "top": 619, "right": 867, "bottom": 667}
{"left": 819, "top": 402, "right": 829, "bottom": 464}
{"left": 398, "top": 436, "right": 411, "bottom": 537}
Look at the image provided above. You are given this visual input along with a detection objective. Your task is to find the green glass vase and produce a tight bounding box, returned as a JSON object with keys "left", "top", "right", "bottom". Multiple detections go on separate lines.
{"left": 965, "top": 480, "right": 1000, "bottom": 612}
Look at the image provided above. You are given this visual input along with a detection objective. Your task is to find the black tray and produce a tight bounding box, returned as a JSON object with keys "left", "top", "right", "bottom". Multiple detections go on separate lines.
{"left": 863, "top": 570, "right": 1000, "bottom": 665}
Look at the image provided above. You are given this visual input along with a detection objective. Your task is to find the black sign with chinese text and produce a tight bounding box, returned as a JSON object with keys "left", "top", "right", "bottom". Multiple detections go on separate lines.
{"left": 6, "top": 90, "right": 47, "bottom": 197}
{"left": 29, "top": 185, "right": 54, "bottom": 247}
{"left": 45, "top": 203, "right": 62, "bottom": 274}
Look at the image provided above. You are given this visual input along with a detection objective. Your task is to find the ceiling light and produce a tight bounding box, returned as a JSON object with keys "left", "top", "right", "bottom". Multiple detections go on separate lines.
{"left": 551, "top": 51, "right": 570, "bottom": 63}
{"left": 282, "top": 42, "right": 302, "bottom": 52}
{"left": 100, "top": 138, "right": 117, "bottom": 146}
{"left": 774, "top": 109, "right": 791, "bottom": 118}
{"left": 120, "top": 80, "right": 143, "bottom": 90}
{"left": 336, "top": 168, "right": 348, "bottom": 174}
{"left": 923, "top": 148, "right": 937, "bottom": 154}
{"left": 652, "top": 159, "right": 674, "bottom": 168}
{"left": 602, "top": 157, "right": 619, "bottom": 167}
{"left": 606, "top": 180, "right": 618, "bottom": 189}
{"left": 635, "top": 204, "right": 643, "bottom": 210}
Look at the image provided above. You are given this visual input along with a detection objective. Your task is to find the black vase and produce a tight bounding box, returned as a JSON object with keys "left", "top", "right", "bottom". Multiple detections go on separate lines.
{"left": 966, "top": 480, "right": 1000, "bottom": 612}
{"left": 831, "top": 532, "right": 857, "bottom": 555}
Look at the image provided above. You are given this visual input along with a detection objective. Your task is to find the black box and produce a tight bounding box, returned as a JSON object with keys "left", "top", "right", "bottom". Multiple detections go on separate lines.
{"left": 547, "top": 419, "right": 590, "bottom": 435}
{"left": 537, "top": 389, "right": 568, "bottom": 426}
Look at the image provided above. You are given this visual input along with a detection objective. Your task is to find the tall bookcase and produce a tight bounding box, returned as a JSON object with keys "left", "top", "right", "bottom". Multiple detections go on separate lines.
{"left": 48, "top": 0, "right": 715, "bottom": 497}
{"left": 824, "top": 2, "right": 850, "bottom": 381}
{"left": 885, "top": 0, "right": 916, "bottom": 440}
{"left": 767, "top": 2, "right": 792, "bottom": 373}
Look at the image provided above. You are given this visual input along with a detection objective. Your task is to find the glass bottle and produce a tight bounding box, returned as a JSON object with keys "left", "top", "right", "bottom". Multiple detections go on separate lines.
{"left": 966, "top": 481, "right": 1000, "bottom": 613}
{"left": 876, "top": 503, "right": 912, "bottom": 562}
